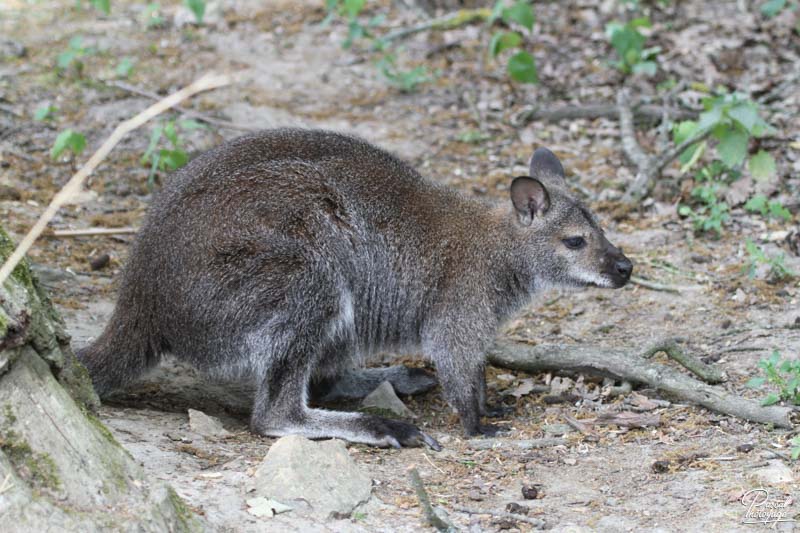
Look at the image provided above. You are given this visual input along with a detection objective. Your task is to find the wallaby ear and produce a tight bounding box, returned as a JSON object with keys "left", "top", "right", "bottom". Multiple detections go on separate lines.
{"left": 510, "top": 176, "right": 550, "bottom": 226}
{"left": 529, "top": 147, "right": 566, "bottom": 187}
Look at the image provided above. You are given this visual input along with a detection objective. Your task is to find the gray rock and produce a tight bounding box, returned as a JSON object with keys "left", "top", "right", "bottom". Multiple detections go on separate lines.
{"left": 361, "top": 380, "right": 417, "bottom": 418}
{"left": 753, "top": 459, "right": 794, "bottom": 485}
{"left": 253, "top": 435, "right": 372, "bottom": 519}
{"left": 188, "top": 409, "right": 230, "bottom": 438}
{"left": 544, "top": 423, "right": 574, "bottom": 436}
{"left": 596, "top": 515, "right": 637, "bottom": 532}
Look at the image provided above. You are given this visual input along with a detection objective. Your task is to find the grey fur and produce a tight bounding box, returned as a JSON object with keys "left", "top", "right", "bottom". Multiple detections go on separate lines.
{"left": 77, "top": 129, "right": 632, "bottom": 449}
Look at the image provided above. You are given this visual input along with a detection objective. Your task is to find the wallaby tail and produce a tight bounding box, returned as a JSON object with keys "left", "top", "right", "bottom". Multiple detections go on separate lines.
{"left": 76, "top": 310, "right": 160, "bottom": 398}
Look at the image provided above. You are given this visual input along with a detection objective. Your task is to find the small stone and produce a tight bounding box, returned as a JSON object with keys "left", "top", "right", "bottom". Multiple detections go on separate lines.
{"left": 253, "top": 435, "right": 372, "bottom": 519}
{"left": 521, "top": 484, "right": 541, "bottom": 500}
{"left": 187, "top": 409, "right": 230, "bottom": 438}
{"left": 753, "top": 460, "right": 794, "bottom": 485}
{"left": 544, "top": 423, "right": 573, "bottom": 436}
{"left": 246, "top": 497, "right": 292, "bottom": 518}
{"left": 361, "top": 380, "right": 416, "bottom": 418}
{"left": 736, "top": 443, "right": 754, "bottom": 453}
{"left": 505, "top": 502, "right": 529, "bottom": 515}
{"left": 468, "top": 489, "right": 483, "bottom": 501}
{"left": 89, "top": 253, "right": 110, "bottom": 271}
{"left": 651, "top": 460, "right": 670, "bottom": 474}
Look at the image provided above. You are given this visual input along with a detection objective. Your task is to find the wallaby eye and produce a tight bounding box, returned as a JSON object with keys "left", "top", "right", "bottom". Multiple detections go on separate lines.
{"left": 562, "top": 237, "right": 586, "bottom": 250}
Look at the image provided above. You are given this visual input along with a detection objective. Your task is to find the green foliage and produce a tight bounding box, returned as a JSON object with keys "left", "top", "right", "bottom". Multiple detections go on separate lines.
{"left": 744, "top": 194, "right": 792, "bottom": 222}
{"left": 184, "top": 0, "right": 206, "bottom": 25}
{"left": 743, "top": 239, "right": 796, "bottom": 281}
{"left": 33, "top": 105, "right": 57, "bottom": 121}
{"left": 457, "top": 130, "right": 492, "bottom": 144}
{"left": 376, "top": 53, "right": 433, "bottom": 93}
{"left": 142, "top": 3, "right": 166, "bottom": 29}
{"left": 56, "top": 35, "right": 94, "bottom": 73}
{"left": 760, "top": 0, "right": 789, "bottom": 17}
{"left": 115, "top": 57, "right": 135, "bottom": 78}
{"left": 746, "top": 350, "right": 800, "bottom": 406}
{"left": 51, "top": 129, "right": 87, "bottom": 159}
{"left": 792, "top": 435, "right": 800, "bottom": 461}
{"left": 488, "top": 1, "right": 537, "bottom": 84}
{"left": 141, "top": 119, "right": 203, "bottom": 187}
{"left": 325, "top": 0, "right": 380, "bottom": 49}
{"left": 605, "top": 17, "right": 659, "bottom": 75}
{"left": 88, "top": 0, "right": 110, "bottom": 15}
{"left": 677, "top": 162, "right": 731, "bottom": 235}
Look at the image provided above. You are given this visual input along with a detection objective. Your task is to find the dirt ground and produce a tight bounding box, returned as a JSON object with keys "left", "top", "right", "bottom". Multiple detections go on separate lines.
{"left": 2, "top": 0, "right": 800, "bottom": 531}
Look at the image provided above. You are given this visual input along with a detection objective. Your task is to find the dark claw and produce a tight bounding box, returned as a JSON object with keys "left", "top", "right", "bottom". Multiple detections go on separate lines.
{"left": 421, "top": 431, "right": 443, "bottom": 452}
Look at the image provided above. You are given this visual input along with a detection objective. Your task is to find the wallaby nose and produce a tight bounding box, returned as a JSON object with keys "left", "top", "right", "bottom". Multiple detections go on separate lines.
{"left": 615, "top": 258, "right": 633, "bottom": 279}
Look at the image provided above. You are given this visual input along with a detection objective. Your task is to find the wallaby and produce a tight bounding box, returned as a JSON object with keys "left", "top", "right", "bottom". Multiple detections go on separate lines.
{"left": 78, "top": 129, "right": 632, "bottom": 451}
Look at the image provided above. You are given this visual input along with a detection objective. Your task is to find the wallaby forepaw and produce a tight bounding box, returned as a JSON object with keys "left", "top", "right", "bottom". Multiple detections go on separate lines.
{"left": 366, "top": 418, "right": 442, "bottom": 451}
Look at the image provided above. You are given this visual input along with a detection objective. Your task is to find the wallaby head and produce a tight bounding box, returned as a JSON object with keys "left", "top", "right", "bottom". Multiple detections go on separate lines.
{"left": 508, "top": 147, "right": 633, "bottom": 290}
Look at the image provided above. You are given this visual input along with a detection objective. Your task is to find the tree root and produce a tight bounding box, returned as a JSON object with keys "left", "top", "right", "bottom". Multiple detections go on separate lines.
{"left": 511, "top": 102, "right": 696, "bottom": 127}
{"left": 487, "top": 339, "right": 794, "bottom": 429}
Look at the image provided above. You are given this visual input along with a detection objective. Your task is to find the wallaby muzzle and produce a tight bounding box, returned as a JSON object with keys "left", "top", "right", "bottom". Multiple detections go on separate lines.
{"left": 601, "top": 242, "right": 633, "bottom": 288}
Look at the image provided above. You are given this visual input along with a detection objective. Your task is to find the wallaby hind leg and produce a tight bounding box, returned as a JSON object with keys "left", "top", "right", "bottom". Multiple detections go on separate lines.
{"left": 310, "top": 365, "right": 438, "bottom": 403}
{"left": 248, "top": 303, "right": 440, "bottom": 450}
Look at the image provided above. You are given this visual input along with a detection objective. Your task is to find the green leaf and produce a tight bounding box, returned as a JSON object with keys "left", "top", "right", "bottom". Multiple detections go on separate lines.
{"left": 746, "top": 376, "right": 766, "bottom": 388}
{"left": 761, "top": 393, "right": 780, "bottom": 406}
{"left": 163, "top": 121, "right": 179, "bottom": 147}
{"left": 489, "top": 31, "right": 522, "bottom": 57}
{"left": 679, "top": 141, "right": 706, "bottom": 174}
{"left": 90, "top": 0, "right": 110, "bottom": 14}
{"left": 344, "top": 0, "right": 365, "bottom": 19}
{"left": 677, "top": 205, "right": 692, "bottom": 216}
{"left": 502, "top": 1, "right": 535, "bottom": 31}
{"left": 761, "top": 0, "right": 787, "bottom": 17}
{"left": 51, "top": 129, "right": 87, "bottom": 159}
{"left": 768, "top": 201, "right": 791, "bottom": 222}
{"left": 631, "top": 60, "right": 656, "bottom": 76}
{"left": 159, "top": 149, "right": 188, "bottom": 170}
{"left": 115, "top": 57, "right": 135, "bottom": 78}
{"left": 748, "top": 150, "right": 776, "bottom": 181}
{"left": 184, "top": 0, "right": 205, "bottom": 24}
{"left": 728, "top": 102, "right": 760, "bottom": 133}
{"left": 34, "top": 105, "right": 56, "bottom": 121}
{"left": 673, "top": 120, "right": 698, "bottom": 144}
{"left": 744, "top": 194, "right": 768, "bottom": 215}
{"left": 57, "top": 50, "right": 77, "bottom": 69}
{"left": 695, "top": 106, "right": 723, "bottom": 134}
{"left": 507, "top": 51, "right": 537, "bottom": 83}
{"left": 792, "top": 446, "right": 800, "bottom": 461}
{"left": 716, "top": 128, "right": 748, "bottom": 168}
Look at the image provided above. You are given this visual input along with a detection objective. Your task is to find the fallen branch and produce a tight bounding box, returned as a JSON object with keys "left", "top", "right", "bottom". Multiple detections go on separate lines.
{"left": 408, "top": 467, "right": 457, "bottom": 532}
{"left": 511, "top": 102, "right": 696, "bottom": 127}
{"left": 379, "top": 8, "right": 492, "bottom": 45}
{"left": 467, "top": 437, "right": 565, "bottom": 450}
{"left": 453, "top": 506, "right": 545, "bottom": 529}
{"left": 617, "top": 89, "right": 713, "bottom": 204}
{"left": 629, "top": 276, "right": 681, "bottom": 293}
{"left": 108, "top": 81, "right": 253, "bottom": 132}
{"left": 642, "top": 338, "right": 725, "bottom": 384}
{"left": 0, "top": 73, "right": 232, "bottom": 286}
{"left": 487, "top": 339, "right": 794, "bottom": 429}
{"left": 49, "top": 227, "right": 138, "bottom": 238}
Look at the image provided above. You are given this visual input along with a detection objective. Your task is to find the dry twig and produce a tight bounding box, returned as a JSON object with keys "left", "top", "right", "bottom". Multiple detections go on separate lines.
{"left": 380, "top": 8, "right": 492, "bottom": 45}
{"left": 617, "top": 89, "right": 713, "bottom": 204}
{"left": 408, "top": 467, "right": 458, "bottom": 532}
{"left": 49, "top": 227, "right": 138, "bottom": 238}
{"left": 488, "top": 339, "right": 794, "bottom": 428}
{"left": 0, "top": 73, "right": 232, "bottom": 286}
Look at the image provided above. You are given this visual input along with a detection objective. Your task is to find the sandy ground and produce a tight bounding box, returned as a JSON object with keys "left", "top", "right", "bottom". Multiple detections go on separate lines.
{"left": 2, "top": 0, "right": 799, "bottom": 531}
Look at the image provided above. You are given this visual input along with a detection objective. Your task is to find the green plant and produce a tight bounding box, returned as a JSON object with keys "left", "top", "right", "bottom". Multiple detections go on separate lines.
{"left": 744, "top": 194, "right": 792, "bottom": 222}
{"left": 746, "top": 350, "right": 800, "bottom": 406}
{"left": 141, "top": 119, "right": 203, "bottom": 187}
{"left": 56, "top": 35, "right": 95, "bottom": 73}
{"left": 760, "top": 0, "right": 795, "bottom": 17}
{"left": 51, "top": 129, "right": 87, "bottom": 159}
{"left": 325, "top": 0, "right": 381, "bottom": 49}
{"left": 743, "top": 239, "right": 797, "bottom": 281}
{"left": 185, "top": 0, "right": 206, "bottom": 25}
{"left": 84, "top": 0, "right": 110, "bottom": 15}
{"left": 376, "top": 53, "right": 433, "bottom": 92}
{"left": 605, "top": 17, "right": 659, "bottom": 75}
{"left": 115, "top": 57, "right": 135, "bottom": 78}
{"left": 33, "top": 105, "right": 57, "bottom": 121}
{"left": 142, "top": 3, "right": 166, "bottom": 28}
{"left": 488, "top": 0, "right": 537, "bottom": 83}
{"left": 791, "top": 435, "right": 800, "bottom": 460}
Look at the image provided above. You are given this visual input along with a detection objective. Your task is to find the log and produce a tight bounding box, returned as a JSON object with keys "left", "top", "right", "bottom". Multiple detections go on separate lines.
{"left": 0, "top": 226, "right": 206, "bottom": 531}
{"left": 487, "top": 340, "right": 794, "bottom": 429}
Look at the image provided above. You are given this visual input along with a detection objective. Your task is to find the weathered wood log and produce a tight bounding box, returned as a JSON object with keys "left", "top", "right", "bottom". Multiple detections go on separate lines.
{"left": 488, "top": 339, "right": 794, "bottom": 429}
{"left": 0, "top": 227, "right": 205, "bottom": 532}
